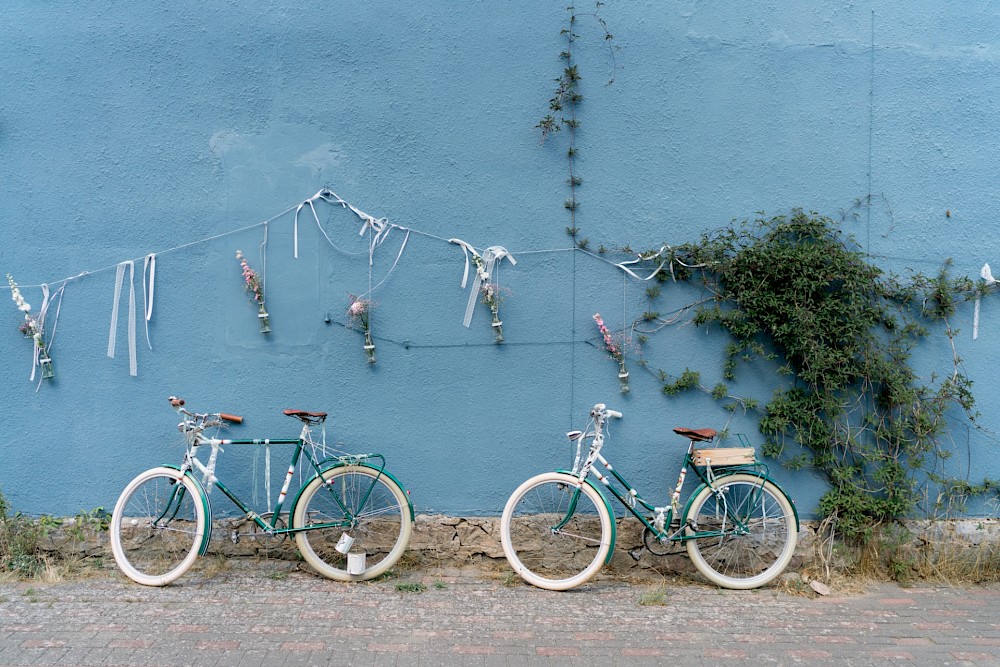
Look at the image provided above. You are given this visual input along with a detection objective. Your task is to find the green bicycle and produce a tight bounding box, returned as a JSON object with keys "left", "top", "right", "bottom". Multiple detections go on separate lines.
{"left": 500, "top": 403, "right": 798, "bottom": 591}
{"left": 110, "top": 396, "right": 413, "bottom": 586}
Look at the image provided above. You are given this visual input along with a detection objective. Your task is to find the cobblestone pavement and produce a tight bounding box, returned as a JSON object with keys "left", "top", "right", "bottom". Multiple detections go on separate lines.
{"left": 1, "top": 560, "right": 999, "bottom": 666}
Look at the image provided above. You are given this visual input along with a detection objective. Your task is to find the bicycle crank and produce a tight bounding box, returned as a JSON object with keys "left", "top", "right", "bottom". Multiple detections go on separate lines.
{"left": 641, "top": 526, "right": 686, "bottom": 556}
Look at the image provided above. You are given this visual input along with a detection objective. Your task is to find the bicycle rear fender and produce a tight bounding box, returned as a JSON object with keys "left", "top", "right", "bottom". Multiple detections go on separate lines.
{"left": 555, "top": 470, "right": 617, "bottom": 564}
{"left": 681, "top": 471, "right": 800, "bottom": 531}
{"left": 160, "top": 465, "right": 214, "bottom": 556}
{"left": 289, "top": 461, "right": 415, "bottom": 523}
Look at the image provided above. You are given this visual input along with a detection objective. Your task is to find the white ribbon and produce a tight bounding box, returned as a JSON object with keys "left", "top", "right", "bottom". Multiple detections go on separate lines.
{"left": 975, "top": 263, "right": 996, "bottom": 340}
{"left": 352, "top": 203, "right": 392, "bottom": 267}
{"left": 449, "top": 239, "right": 478, "bottom": 289}
{"left": 297, "top": 188, "right": 410, "bottom": 298}
{"left": 617, "top": 245, "right": 670, "bottom": 281}
{"left": 29, "top": 284, "right": 50, "bottom": 383}
{"left": 615, "top": 245, "right": 707, "bottom": 282}
{"left": 142, "top": 253, "right": 155, "bottom": 350}
{"left": 265, "top": 443, "right": 272, "bottom": 510}
{"left": 36, "top": 282, "right": 67, "bottom": 391}
{"left": 108, "top": 260, "right": 138, "bottom": 377}
{"left": 461, "top": 245, "right": 516, "bottom": 327}
{"left": 294, "top": 188, "right": 350, "bottom": 258}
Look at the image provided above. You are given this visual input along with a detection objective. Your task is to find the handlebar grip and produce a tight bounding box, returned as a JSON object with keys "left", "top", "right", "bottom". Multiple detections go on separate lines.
{"left": 219, "top": 413, "right": 244, "bottom": 424}
{"left": 606, "top": 409, "right": 623, "bottom": 419}
{"left": 168, "top": 396, "right": 185, "bottom": 407}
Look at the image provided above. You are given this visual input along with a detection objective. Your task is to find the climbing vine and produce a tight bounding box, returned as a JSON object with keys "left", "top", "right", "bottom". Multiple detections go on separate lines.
{"left": 632, "top": 210, "right": 987, "bottom": 541}
{"left": 537, "top": 3, "right": 617, "bottom": 250}
{"left": 530, "top": 8, "right": 991, "bottom": 543}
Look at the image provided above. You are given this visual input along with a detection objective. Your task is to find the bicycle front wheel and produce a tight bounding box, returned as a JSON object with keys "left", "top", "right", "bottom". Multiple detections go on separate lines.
{"left": 500, "top": 472, "right": 613, "bottom": 591}
{"left": 292, "top": 465, "right": 412, "bottom": 581}
{"left": 110, "top": 467, "right": 209, "bottom": 586}
{"left": 684, "top": 473, "right": 797, "bottom": 589}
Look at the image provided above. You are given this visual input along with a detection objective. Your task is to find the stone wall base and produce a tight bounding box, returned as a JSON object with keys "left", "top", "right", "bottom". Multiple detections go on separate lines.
{"left": 36, "top": 514, "right": 1000, "bottom": 582}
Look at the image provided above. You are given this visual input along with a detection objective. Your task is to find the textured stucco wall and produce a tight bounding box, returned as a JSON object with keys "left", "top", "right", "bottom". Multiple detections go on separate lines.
{"left": 1, "top": 1, "right": 998, "bottom": 519}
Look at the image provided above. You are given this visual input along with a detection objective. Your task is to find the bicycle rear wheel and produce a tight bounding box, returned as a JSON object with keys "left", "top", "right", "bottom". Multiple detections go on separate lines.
{"left": 110, "top": 467, "right": 209, "bottom": 586}
{"left": 684, "top": 473, "right": 797, "bottom": 589}
{"left": 500, "top": 472, "right": 613, "bottom": 591}
{"left": 292, "top": 465, "right": 412, "bottom": 581}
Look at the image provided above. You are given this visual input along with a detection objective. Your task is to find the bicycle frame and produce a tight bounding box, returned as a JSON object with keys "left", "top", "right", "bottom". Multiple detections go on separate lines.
{"left": 174, "top": 416, "right": 391, "bottom": 541}
{"left": 564, "top": 412, "right": 789, "bottom": 547}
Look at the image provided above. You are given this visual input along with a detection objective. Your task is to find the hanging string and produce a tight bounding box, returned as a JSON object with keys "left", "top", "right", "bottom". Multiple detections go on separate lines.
{"left": 17, "top": 206, "right": 299, "bottom": 290}
{"left": 569, "top": 246, "right": 577, "bottom": 427}
{"left": 623, "top": 270, "right": 629, "bottom": 350}
{"left": 259, "top": 222, "right": 268, "bottom": 309}
{"left": 18, "top": 188, "right": 620, "bottom": 294}
{"left": 298, "top": 188, "right": 410, "bottom": 300}
{"left": 367, "top": 211, "right": 374, "bottom": 297}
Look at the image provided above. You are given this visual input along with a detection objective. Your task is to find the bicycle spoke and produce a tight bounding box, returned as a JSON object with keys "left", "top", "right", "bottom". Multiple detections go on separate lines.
{"left": 685, "top": 474, "right": 796, "bottom": 589}
{"left": 501, "top": 473, "right": 612, "bottom": 591}
{"left": 293, "top": 467, "right": 412, "bottom": 581}
{"left": 111, "top": 468, "right": 207, "bottom": 586}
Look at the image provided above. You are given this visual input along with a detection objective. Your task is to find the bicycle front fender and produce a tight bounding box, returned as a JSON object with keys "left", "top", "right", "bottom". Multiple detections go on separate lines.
{"left": 160, "top": 464, "right": 214, "bottom": 556}
{"left": 289, "top": 461, "right": 415, "bottom": 523}
{"left": 680, "top": 471, "right": 800, "bottom": 532}
{"left": 555, "top": 470, "right": 617, "bottom": 564}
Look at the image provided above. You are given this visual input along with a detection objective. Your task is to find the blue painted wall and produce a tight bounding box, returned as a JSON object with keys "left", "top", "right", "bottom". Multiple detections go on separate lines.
{"left": 2, "top": 1, "right": 998, "bottom": 519}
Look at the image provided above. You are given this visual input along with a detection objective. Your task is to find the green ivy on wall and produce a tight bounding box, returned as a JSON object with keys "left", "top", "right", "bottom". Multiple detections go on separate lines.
{"left": 634, "top": 210, "right": 987, "bottom": 541}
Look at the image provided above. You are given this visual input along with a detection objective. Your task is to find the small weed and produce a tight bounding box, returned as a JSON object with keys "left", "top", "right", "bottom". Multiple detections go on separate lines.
{"left": 500, "top": 570, "right": 520, "bottom": 587}
{"left": 395, "top": 582, "right": 426, "bottom": 593}
{"left": 268, "top": 571, "right": 289, "bottom": 581}
{"left": 368, "top": 569, "right": 397, "bottom": 583}
{"left": 433, "top": 581, "right": 447, "bottom": 590}
{"left": 200, "top": 554, "right": 230, "bottom": 579}
{"left": 638, "top": 584, "right": 668, "bottom": 607}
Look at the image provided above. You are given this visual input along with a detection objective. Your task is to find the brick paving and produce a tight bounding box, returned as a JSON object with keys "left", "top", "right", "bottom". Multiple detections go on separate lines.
{"left": 0, "top": 560, "right": 998, "bottom": 666}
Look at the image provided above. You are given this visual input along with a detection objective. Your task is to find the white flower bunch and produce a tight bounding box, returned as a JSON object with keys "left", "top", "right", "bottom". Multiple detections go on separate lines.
{"left": 7, "top": 274, "right": 41, "bottom": 346}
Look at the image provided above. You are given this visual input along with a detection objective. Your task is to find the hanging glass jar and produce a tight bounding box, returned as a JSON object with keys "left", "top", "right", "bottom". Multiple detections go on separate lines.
{"left": 258, "top": 303, "right": 271, "bottom": 334}
{"left": 618, "top": 359, "right": 630, "bottom": 394}
{"left": 363, "top": 330, "right": 377, "bottom": 364}
{"left": 39, "top": 354, "right": 54, "bottom": 380}
{"left": 491, "top": 307, "right": 504, "bottom": 344}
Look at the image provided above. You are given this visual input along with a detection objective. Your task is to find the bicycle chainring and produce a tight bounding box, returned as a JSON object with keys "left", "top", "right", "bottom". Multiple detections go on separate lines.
{"left": 249, "top": 513, "right": 289, "bottom": 554}
{"left": 642, "top": 527, "right": 685, "bottom": 556}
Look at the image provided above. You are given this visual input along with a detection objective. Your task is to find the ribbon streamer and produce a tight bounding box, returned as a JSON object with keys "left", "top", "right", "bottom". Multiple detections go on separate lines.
{"left": 449, "top": 239, "right": 478, "bottom": 289}
{"left": 297, "top": 188, "right": 410, "bottom": 299}
{"left": 975, "top": 263, "right": 996, "bottom": 340}
{"left": 616, "top": 245, "right": 708, "bottom": 282}
{"left": 462, "top": 245, "right": 516, "bottom": 327}
{"left": 142, "top": 253, "right": 155, "bottom": 350}
{"left": 617, "top": 245, "right": 670, "bottom": 281}
{"left": 294, "top": 188, "right": 351, "bottom": 259}
{"left": 28, "top": 284, "right": 50, "bottom": 383}
{"left": 33, "top": 282, "right": 68, "bottom": 391}
{"left": 108, "top": 260, "right": 138, "bottom": 377}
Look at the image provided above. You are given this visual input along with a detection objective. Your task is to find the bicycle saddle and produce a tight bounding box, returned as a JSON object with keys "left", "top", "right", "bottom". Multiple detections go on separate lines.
{"left": 283, "top": 409, "right": 328, "bottom": 423}
{"left": 673, "top": 427, "right": 716, "bottom": 442}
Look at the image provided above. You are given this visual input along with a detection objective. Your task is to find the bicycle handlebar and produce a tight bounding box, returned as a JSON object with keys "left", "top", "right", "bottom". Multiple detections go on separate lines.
{"left": 591, "top": 403, "right": 623, "bottom": 420}
{"left": 168, "top": 396, "right": 243, "bottom": 424}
